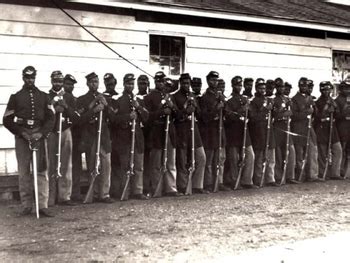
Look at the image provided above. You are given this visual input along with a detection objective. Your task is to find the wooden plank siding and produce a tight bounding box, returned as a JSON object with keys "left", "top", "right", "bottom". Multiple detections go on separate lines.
{"left": 0, "top": 3, "right": 349, "bottom": 178}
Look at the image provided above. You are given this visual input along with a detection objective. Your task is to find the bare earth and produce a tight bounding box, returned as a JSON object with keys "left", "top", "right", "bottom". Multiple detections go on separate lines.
{"left": 1, "top": 180, "right": 350, "bottom": 262}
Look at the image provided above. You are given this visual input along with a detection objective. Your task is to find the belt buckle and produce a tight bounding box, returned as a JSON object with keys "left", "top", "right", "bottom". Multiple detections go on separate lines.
{"left": 27, "top": 120, "right": 34, "bottom": 125}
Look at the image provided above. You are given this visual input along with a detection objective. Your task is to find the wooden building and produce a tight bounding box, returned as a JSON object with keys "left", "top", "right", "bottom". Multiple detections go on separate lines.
{"left": 0, "top": 0, "right": 350, "bottom": 189}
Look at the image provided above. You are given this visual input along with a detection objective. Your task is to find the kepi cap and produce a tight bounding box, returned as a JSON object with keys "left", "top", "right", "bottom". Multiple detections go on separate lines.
{"left": 51, "top": 70, "right": 64, "bottom": 80}
{"left": 319, "top": 81, "right": 333, "bottom": 90}
{"left": 22, "top": 66, "right": 36, "bottom": 77}
{"left": 206, "top": 71, "right": 219, "bottom": 79}
{"left": 64, "top": 74, "right": 77, "bottom": 84}
{"left": 231, "top": 76, "right": 243, "bottom": 85}
{"left": 255, "top": 78, "right": 265, "bottom": 87}
{"left": 137, "top": 75, "right": 149, "bottom": 82}
{"left": 191, "top": 77, "right": 202, "bottom": 85}
{"left": 274, "top": 77, "right": 284, "bottom": 87}
{"left": 123, "top": 73, "right": 135, "bottom": 82}
{"left": 154, "top": 71, "right": 166, "bottom": 80}
{"left": 104, "top": 73, "right": 116, "bottom": 81}
{"left": 179, "top": 73, "right": 191, "bottom": 81}
{"left": 86, "top": 72, "right": 98, "bottom": 81}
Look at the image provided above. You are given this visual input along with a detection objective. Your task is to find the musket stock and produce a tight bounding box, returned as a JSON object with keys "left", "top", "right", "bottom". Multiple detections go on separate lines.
{"left": 29, "top": 141, "right": 40, "bottom": 219}
{"left": 298, "top": 112, "right": 313, "bottom": 182}
{"left": 260, "top": 104, "right": 272, "bottom": 188}
{"left": 213, "top": 108, "right": 223, "bottom": 193}
{"left": 83, "top": 110, "right": 103, "bottom": 204}
{"left": 185, "top": 111, "right": 195, "bottom": 195}
{"left": 322, "top": 112, "right": 333, "bottom": 180}
{"left": 153, "top": 115, "right": 170, "bottom": 197}
{"left": 53, "top": 112, "right": 63, "bottom": 179}
{"left": 280, "top": 104, "right": 291, "bottom": 186}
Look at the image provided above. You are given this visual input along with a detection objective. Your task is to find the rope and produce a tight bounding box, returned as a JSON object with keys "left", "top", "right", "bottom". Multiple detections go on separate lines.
{"left": 50, "top": 0, "right": 154, "bottom": 78}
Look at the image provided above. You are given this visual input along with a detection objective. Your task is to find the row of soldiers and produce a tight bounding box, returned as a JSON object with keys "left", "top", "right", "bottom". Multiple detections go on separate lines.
{"left": 3, "top": 66, "right": 350, "bottom": 217}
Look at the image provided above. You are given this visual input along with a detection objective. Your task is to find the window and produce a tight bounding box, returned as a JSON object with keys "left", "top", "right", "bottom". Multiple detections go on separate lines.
{"left": 149, "top": 35, "right": 185, "bottom": 76}
{"left": 332, "top": 50, "right": 350, "bottom": 95}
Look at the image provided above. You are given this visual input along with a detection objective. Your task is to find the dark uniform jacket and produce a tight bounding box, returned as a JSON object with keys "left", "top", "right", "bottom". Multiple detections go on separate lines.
{"left": 224, "top": 93, "right": 251, "bottom": 148}
{"left": 48, "top": 89, "right": 80, "bottom": 133}
{"left": 109, "top": 91, "right": 149, "bottom": 154}
{"left": 144, "top": 89, "right": 177, "bottom": 149}
{"left": 291, "top": 92, "right": 316, "bottom": 146}
{"left": 272, "top": 94, "right": 294, "bottom": 147}
{"left": 76, "top": 90, "right": 111, "bottom": 153}
{"left": 199, "top": 88, "right": 226, "bottom": 150}
{"left": 173, "top": 89, "right": 203, "bottom": 149}
{"left": 249, "top": 94, "right": 275, "bottom": 151}
{"left": 3, "top": 85, "right": 55, "bottom": 138}
{"left": 314, "top": 96, "right": 340, "bottom": 144}
{"left": 335, "top": 94, "right": 350, "bottom": 143}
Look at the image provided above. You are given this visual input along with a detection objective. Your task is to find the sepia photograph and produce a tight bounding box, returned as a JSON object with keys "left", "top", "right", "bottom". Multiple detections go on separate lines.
{"left": 1, "top": 0, "right": 350, "bottom": 262}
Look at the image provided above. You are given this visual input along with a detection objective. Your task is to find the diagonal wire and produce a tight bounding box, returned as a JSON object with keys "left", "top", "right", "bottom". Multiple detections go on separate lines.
{"left": 50, "top": 0, "right": 154, "bottom": 78}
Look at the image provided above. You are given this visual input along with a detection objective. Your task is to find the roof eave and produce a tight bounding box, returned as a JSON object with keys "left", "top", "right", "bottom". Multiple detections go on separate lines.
{"left": 69, "top": 0, "right": 350, "bottom": 34}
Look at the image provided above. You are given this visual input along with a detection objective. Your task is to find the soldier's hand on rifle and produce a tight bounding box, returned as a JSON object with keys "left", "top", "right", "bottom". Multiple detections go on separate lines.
{"left": 305, "top": 107, "right": 314, "bottom": 115}
{"left": 96, "top": 94, "right": 108, "bottom": 106}
{"left": 130, "top": 111, "right": 137, "bottom": 120}
{"left": 264, "top": 102, "right": 273, "bottom": 111}
{"left": 93, "top": 103, "right": 104, "bottom": 113}
{"left": 282, "top": 110, "right": 292, "bottom": 117}
{"left": 131, "top": 99, "right": 140, "bottom": 110}
{"left": 186, "top": 104, "right": 196, "bottom": 114}
{"left": 31, "top": 132, "right": 43, "bottom": 141}
{"left": 21, "top": 131, "right": 31, "bottom": 141}
{"left": 56, "top": 99, "right": 68, "bottom": 109}
{"left": 55, "top": 105, "right": 65, "bottom": 113}
{"left": 163, "top": 107, "right": 172, "bottom": 115}
{"left": 216, "top": 101, "right": 225, "bottom": 110}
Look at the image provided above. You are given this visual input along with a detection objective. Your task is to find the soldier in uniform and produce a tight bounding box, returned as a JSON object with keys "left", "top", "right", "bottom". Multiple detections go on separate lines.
{"left": 224, "top": 76, "right": 256, "bottom": 189}
{"left": 173, "top": 73, "right": 208, "bottom": 194}
{"left": 249, "top": 79, "right": 278, "bottom": 186}
{"left": 102, "top": 73, "right": 120, "bottom": 199}
{"left": 242, "top": 77, "right": 254, "bottom": 98}
{"left": 136, "top": 75, "right": 152, "bottom": 195}
{"left": 199, "top": 71, "right": 230, "bottom": 192}
{"left": 3, "top": 66, "right": 55, "bottom": 217}
{"left": 76, "top": 72, "right": 114, "bottom": 203}
{"left": 63, "top": 74, "right": 82, "bottom": 202}
{"left": 109, "top": 74, "right": 149, "bottom": 200}
{"left": 335, "top": 79, "right": 350, "bottom": 177}
{"left": 47, "top": 71, "right": 80, "bottom": 206}
{"left": 272, "top": 78, "right": 299, "bottom": 184}
{"left": 144, "top": 71, "right": 182, "bottom": 197}
{"left": 291, "top": 77, "right": 321, "bottom": 182}
{"left": 266, "top": 79, "right": 275, "bottom": 97}
{"left": 314, "top": 81, "right": 343, "bottom": 179}
{"left": 191, "top": 77, "right": 202, "bottom": 97}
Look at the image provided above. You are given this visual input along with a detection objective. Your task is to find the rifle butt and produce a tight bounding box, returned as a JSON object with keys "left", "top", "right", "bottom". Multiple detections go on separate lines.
{"left": 234, "top": 168, "right": 243, "bottom": 190}
{"left": 153, "top": 174, "right": 163, "bottom": 198}
{"left": 83, "top": 177, "right": 95, "bottom": 204}
{"left": 120, "top": 176, "right": 131, "bottom": 201}
{"left": 213, "top": 169, "right": 220, "bottom": 192}
{"left": 185, "top": 173, "right": 192, "bottom": 195}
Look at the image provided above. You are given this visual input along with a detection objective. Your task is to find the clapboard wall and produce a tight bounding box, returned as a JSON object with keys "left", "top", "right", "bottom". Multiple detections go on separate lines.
{"left": 0, "top": 2, "right": 350, "bottom": 174}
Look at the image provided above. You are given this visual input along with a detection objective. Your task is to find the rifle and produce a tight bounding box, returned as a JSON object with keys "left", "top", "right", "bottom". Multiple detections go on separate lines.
{"left": 29, "top": 141, "right": 40, "bottom": 219}
{"left": 234, "top": 99, "right": 249, "bottom": 190}
{"left": 185, "top": 111, "right": 195, "bottom": 195}
{"left": 121, "top": 109, "right": 136, "bottom": 201}
{"left": 279, "top": 103, "right": 291, "bottom": 186}
{"left": 260, "top": 99, "right": 272, "bottom": 188}
{"left": 153, "top": 115, "right": 170, "bottom": 197}
{"left": 321, "top": 112, "right": 333, "bottom": 180}
{"left": 213, "top": 107, "right": 223, "bottom": 193}
{"left": 53, "top": 112, "right": 63, "bottom": 179}
{"left": 83, "top": 110, "right": 103, "bottom": 204}
{"left": 297, "top": 109, "right": 313, "bottom": 182}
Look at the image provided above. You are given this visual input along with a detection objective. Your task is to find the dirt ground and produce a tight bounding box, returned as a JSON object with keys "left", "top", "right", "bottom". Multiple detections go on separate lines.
{"left": 1, "top": 180, "right": 350, "bottom": 262}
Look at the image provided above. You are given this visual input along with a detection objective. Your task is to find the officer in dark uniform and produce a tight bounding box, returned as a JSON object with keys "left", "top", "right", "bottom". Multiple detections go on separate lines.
{"left": 64, "top": 74, "right": 83, "bottom": 201}
{"left": 103, "top": 73, "right": 118, "bottom": 97}
{"left": 109, "top": 74, "right": 149, "bottom": 200}
{"left": 199, "top": 71, "right": 230, "bottom": 192}
{"left": 249, "top": 78, "right": 277, "bottom": 186}
{"left": 3, "top": 66, "right": 55, "bottom": 217}
{"left": 224, "top": 76, "right": 256, "bottom": 189}
{"left": 191, "top": 77, "right": 202, "bottom": 97}
{"left": 242, "top": 77, "right": 254, "bottom": 98}
{"left": 173, "top": 73, "right": 208, "bottom": 194}
{"left": 314, "top": 81, "right": 343, "bottom": 179}
{"left": 47, "top": 71, "right": 80, "bottom": 206}
{"left": 335, "top": 79, "right": 350, "bottom": 177}
{"left": 291, "top": 77, "right": 320, "bottom": 182}
{"left": 144, "top": 71, "right": 181, "bottom": 197}
{"left": 76, "top": 72, "right": 114, "bottom": 203}
{"left": 272, "top": 78, "right": 298, "bottom": 184}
